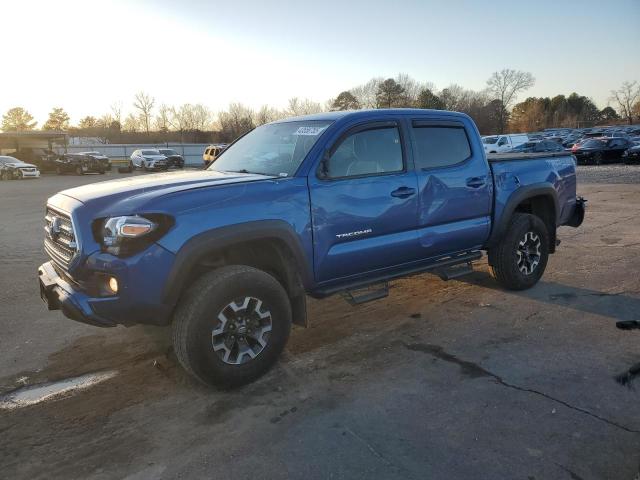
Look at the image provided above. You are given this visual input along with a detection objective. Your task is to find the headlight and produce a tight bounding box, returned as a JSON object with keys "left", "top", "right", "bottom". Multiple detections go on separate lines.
{"left": 93, "top": 214, "right": 174, "bottom": 256}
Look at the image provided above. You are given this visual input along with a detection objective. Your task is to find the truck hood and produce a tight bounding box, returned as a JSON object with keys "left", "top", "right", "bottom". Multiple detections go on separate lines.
{"left": 59, "top": 170, "right": 274, "bottom": 205}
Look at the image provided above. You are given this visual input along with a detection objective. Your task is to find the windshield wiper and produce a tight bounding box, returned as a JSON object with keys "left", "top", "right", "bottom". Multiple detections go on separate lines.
{"left": 223, "top": 169, "right": 275, "bottom": 177}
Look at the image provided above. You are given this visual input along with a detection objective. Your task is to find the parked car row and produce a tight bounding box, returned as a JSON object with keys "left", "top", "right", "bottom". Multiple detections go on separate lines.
{"left": 127, "top": 148, "right": 185, "bottom": 172}
{"left": 482, "top": 123, "right": 640, "bottom": 165}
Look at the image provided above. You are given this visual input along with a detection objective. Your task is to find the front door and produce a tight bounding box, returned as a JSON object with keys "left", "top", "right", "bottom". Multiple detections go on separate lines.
{"left": 309, "top": 120, "right": 420, "bottom": 283}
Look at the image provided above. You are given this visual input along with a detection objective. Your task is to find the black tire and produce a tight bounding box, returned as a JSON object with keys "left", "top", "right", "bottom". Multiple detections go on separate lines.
{"left": 0, "top": 170, "right": 7, "bottom": 180}
{"left": 56, "top": 166, "right": 62, "bottom": 175}
{"left": 172, "top": 265, "right": 292, "bottom": 388}
{"left": 593, "top": 152, "right": 602, "bottom": 165}
{"left": 488, "top": 213, "right": 549, "bottom": 291}
{"left": 75, "top": 165, "right": 83, "bottom": 175}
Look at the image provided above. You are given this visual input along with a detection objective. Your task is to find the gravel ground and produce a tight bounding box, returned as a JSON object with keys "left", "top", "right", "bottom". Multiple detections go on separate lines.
{"left": 577, "top": 164, "right": 640, "bottom": 184}
{"left": 0, "top": 169, "right": 639, "bottom": 480}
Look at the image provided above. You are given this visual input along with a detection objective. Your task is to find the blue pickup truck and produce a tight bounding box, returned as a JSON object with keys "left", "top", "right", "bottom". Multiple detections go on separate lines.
{"left": 39, "top": 109, "right": 585, "bottom": 386}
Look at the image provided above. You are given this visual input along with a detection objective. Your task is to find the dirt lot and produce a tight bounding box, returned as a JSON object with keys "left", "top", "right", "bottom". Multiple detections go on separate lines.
{"left": 1, "top": 168, "right": 639, "bottom": 480}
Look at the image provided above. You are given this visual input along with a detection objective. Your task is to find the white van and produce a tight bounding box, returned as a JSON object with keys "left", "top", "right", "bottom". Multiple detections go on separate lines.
{"left": 482, "top": 134, "right": 529, "bottom": 153}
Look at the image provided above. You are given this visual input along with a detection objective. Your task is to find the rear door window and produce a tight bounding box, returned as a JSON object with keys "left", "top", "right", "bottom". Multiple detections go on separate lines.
{"left": 410, "top": 124, "right": 472, "bottom": 170}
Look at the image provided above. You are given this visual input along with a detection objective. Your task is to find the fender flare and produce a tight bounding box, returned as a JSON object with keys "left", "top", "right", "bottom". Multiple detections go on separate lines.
{"left": 487, "top": 183, "right": 559, "bottom": 247}
{"left": 161, "top": 220, "right": 314, "bottom": 308}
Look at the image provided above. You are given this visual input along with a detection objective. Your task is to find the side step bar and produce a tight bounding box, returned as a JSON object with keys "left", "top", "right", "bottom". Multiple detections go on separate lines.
{"left": 318, "top": 250, "right": 483, "bottom": 305}
{"left": 341, "top": 283, "right": 389, "bottom": 306}
{"left": 434, "top": 262, "right": 474, "bottom": 281}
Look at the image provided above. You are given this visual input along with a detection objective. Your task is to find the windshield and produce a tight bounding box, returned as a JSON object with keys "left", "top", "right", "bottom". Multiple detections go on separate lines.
{"left": 158, "top": 149, "right": 177, "bottom": 155}
{"left": 482, "top": 136, "right": 498, "bottom": 144}
{"left": 581, "top": 140, "right": 604, "bottom": 148}
{"left": 209, "top": 120, "right": 332, "bottom": 177}
{"left": 141, "top": 150, "right": 160, "bottom": 156}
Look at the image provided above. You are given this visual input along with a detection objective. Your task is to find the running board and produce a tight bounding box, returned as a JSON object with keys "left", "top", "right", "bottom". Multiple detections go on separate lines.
{"left": 341, "top": 283, "right": 389, "bottom": 306}
{"left": 315, "top": 250, "right": 483, "bottom": 299}
{"left": 434, "top": 262, "right": 474, "bottom": 281}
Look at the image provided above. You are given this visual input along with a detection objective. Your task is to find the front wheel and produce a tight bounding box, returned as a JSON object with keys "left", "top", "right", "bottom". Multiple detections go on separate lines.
{"left": 172, "top": 265, "right": 292, "bottom": 387}
{"left": 488, "top": 213, "right": 549, "bottom": 290}
{"left": 75, "top": 165, "right": 83, "bottom": 175}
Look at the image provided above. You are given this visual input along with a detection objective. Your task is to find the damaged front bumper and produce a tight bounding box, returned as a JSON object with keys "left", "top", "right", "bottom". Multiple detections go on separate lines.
{"left": 38, "top": 261, "right": 117, "bottom": 327}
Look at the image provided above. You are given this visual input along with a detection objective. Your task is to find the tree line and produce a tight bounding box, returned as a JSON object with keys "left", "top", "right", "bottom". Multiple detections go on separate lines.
{"left": 2, "top": 72, "right": 639, "bottom": 143}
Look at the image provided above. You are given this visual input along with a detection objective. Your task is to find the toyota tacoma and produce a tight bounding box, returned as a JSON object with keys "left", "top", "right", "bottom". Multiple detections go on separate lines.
{"left": 38, "top": 109, "right": 585, "bottom": 387}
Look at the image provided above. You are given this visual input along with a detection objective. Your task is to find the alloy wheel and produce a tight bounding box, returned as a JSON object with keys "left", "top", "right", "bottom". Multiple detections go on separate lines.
{"left": 516, "top": 231, "right": 541, "bottom": 275}
{"left": 212, "top": 296, "right": 273, "bottom": 365}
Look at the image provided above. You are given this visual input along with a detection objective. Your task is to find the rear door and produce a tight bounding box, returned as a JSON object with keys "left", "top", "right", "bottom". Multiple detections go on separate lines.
{"left": 309, "top": 119, "right": 420, "bottom": 282}
{"left": 409, "top": 117, "right": 492, "bottom": 258}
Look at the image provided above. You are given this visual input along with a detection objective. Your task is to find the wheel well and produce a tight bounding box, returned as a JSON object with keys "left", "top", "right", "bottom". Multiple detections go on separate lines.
{"left": 179, "top": 238, "right": 308, "bottom": 326}
{"left": 514, "top": 195, "right": 557, "bottom": 252}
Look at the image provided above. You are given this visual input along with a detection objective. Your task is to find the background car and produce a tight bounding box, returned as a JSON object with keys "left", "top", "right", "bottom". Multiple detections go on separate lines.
{"left": 203, "top": 144, "right": 227, "bottom": 167}
{"left": 55, "top": 153, "right": 107, "bottom": 175}
{"left": 78, "top": 151, "right": 111, "bottom": 171}
{"left": 0, "top": 155, "right": 40, "bottom": 180}
{"left": 571, "top": 137, "right": 633, "bottom": 165}
{"left": 157, "top": 148, "right": 185, "bottom": 169}
{"left": 130, "top": 149, "right": 168, "bottom": 171}
{"left": 511, "top": 140, "right": 565, "bottom": 153}
{"left": 623, "top": 143, "right": 640, "bottom": 164}
{"left": 10, "top": 147, "right": 59, "bottom": 171}
{"left": 481, "top": 134, "right": 529, "bottom": 153}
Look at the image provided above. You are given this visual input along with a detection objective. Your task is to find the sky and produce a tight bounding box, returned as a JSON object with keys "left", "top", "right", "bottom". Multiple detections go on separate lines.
{"left": 2, "top": 0, "right": 639, "bottom": 125}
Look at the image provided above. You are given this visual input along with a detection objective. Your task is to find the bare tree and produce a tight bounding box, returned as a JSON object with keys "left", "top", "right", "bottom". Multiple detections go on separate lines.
{"left": 350, "top": 77, "right": 384, "bottom": 109}
{"left": 286, "top": 97, "right": 322, "bottom": 116}
{"left": 255, "top": 105, "right": 283, "bottom": 125}
{"left": 394, "top": 73, "right": 422, "bottom": 106}
{"left": 133, "top": 91, "right": 155, "bottom": 134}
{"left": 155, "top": 104, "right": 172, "bottom": 132}
{"left": 191, "top": 104, "right": 213, "bottom": 131}
{"left": 486, "top": 69, "right": 535, "bottom": 133}
{"left": 610, "top": 81, "right": 640, "bottom": 125}
{"left": 123, "top": 113, "right": 139, "bottom": 133}
{"left": 217, "top": 103, "right": 255, "bottom": 141}
{"left": 110, "top": 101, "right": 123, "bottom": 126}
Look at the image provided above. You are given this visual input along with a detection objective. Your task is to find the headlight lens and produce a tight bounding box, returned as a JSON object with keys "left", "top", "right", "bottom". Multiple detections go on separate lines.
{"left": 94, "top": 214, "right": 173, "bottom": 256}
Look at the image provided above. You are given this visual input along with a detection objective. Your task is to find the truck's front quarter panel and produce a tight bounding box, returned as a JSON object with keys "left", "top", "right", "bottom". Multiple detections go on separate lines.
{"left": 39, "top": 177, "right": 313, "bottom": 327}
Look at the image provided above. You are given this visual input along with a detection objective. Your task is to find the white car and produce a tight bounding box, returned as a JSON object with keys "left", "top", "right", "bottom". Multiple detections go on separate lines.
{"left": 0, "top": 155, "right": 41, "bottom": 180}
{"left": 130, "top": 149, "right": 168, "bottom": 170}
{"left": 482, "top": 134, "right": 529, "bottom": 154}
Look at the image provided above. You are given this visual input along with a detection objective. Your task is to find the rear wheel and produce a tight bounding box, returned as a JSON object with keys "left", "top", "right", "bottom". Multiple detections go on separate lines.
{"left": 593, "top": 152, "right": 603, "bottom": 165}
{"left": 172, "top": 265, "right": 292, "bottom": 387}
{"left": 489, "top": 213, "right": 549, "bottom": 290}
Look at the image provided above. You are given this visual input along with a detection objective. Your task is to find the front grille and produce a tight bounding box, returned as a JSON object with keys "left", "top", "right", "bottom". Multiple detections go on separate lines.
{"left": 44, "top": 206, "right": 78, "bottom": 269}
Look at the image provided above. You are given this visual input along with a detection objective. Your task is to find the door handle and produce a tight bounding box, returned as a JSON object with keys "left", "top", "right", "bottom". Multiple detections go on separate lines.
{"left": 390, "top": 187, "right": 416, "bottom": 198}
{"left": 466, "top": 177, "right": 486, "bottom": 188}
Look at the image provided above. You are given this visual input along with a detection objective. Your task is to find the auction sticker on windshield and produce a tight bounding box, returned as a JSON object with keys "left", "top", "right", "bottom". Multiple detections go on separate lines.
{"left": 295, "top": 126, "right": 327, "bottom": 136}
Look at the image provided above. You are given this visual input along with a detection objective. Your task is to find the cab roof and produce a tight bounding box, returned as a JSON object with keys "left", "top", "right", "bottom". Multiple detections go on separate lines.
{"left": 272, "top": 108, "right": 470, "bottom": 123}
